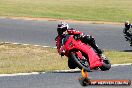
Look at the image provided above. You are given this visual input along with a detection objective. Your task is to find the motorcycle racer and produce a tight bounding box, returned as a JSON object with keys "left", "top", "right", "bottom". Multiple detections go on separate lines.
{"left": 55, "top": 21, "right": 103, "bottom": 56}
{"left": 123, "top": 21, "right": 132, "bottom": 46}
{"left": 124, "top": 21, "right": 132, "bottom": 36}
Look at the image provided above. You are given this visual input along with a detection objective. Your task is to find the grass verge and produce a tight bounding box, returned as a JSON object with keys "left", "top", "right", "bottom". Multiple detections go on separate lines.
{"left": 0, "top": 0, "right": 132, "bottom": 22}
{"left": 0, "top": 43, "right": 132, "bottom": 74}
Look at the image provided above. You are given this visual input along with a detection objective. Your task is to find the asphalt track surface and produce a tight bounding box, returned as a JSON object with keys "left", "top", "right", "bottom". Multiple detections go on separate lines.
{"left": 0, "top": 65, "right": 131, "bottom": 88}
{"left": 0, "top": 18, "right": 132, "bottom": 88}
{"left": 0, "top": 18, "right": 132, "bottom": 51}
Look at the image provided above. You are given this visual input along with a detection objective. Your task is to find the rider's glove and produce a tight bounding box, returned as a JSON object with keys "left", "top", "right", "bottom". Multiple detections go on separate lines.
{"left": 60, "top": 53, "right": 65, "bottom": 57}
{"left": 59, "top": 45, "right": 66, "bottom": 56}
{"left": 80, "top": 33, "right": 85, "bottom": 38}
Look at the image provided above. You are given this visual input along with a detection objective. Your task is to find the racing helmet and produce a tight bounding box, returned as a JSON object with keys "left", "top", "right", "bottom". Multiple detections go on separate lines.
{"left": 125, "top": 21, "right": 130, "bottom": 28}
{"left": 57, "top": 22, "right": 69, "bottom": 35}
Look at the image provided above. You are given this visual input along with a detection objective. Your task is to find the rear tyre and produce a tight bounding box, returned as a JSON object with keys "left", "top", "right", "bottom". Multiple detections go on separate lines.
{"left": 100, "top": 59, "right": 111, "bottom": 71}
{"left": 70, "top": 51, "right": 91, "bottom": 72}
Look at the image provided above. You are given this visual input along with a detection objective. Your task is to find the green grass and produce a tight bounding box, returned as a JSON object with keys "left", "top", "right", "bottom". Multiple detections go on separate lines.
{"left": 104, "top": 50, "right": 132, "bottom": 64}
{"left": 0, "top": 43, "right": 132, "bottom": 74}
{"left": 0, "top": 0, "right": 132, "bottom": 22}
{"left": 0, "top": 43, "right": 68, "bottom": 74}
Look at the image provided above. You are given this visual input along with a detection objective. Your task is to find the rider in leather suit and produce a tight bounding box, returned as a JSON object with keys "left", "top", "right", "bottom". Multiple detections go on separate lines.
{"left": 123, "top": 21, "right": 132, "bottom": 46}
{"left": 124, "top": 21, "right": 132, "bottom": 37}
{"left": 55, "top": 22, "right": 103, "bottom": 56}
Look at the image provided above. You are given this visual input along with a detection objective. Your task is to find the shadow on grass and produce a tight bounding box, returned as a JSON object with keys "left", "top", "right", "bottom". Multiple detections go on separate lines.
{"left": 122, "top": 50, "right": 132, "bottom": 52}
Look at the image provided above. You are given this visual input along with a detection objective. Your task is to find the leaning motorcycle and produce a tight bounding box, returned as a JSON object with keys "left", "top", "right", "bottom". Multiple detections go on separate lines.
{"left": 123, "top": 28, "right": 132, "bottom": 46}
{"left": 55, "top": 34, "right": 111, "bottom": 72}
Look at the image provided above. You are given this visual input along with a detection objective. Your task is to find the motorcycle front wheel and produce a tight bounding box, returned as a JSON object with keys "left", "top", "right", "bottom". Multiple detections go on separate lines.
{"left": 68, "top": 58, "right": 77, "bottom": 69}
{"left": 70, "top": 51, "right": 91, "bottom": 72}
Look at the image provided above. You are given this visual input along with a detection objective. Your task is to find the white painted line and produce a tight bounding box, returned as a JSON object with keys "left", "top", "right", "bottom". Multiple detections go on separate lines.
{"left": 111, "top": 63, "right": 132, "bottom": 67}
{"left": 12, "top": 43, "right": 21, "bottom": 45}
{"left": 0, "top": 42, "right": 57, "bottom": 49}
{"left": 0, "top": 63, "right": 131, "bottom": 77}
{"left": 34, "top": 45, "right": 41, "bottom": 47}
{"left": 1, "top": 42, "right": 10, "bottom": 44}
{"left": 53, "top": 69, "right": 80, "bottom": 73}
{"left": 42, "top": 46, "right": 51, "bottom": 47}
{"left": 22, "top": 44, "right": 30, "bottom": 46}
{"left": 0, "top": 72, "right": 43, "bottom": 77}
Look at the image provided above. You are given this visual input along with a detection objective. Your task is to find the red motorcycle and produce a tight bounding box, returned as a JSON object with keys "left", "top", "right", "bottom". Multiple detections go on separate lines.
{"left": 56, "top": 34, "right": 111, "bottom": 72}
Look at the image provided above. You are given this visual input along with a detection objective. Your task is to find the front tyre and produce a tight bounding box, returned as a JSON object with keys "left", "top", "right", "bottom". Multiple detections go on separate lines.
{"left": 68, "top": 58, "right": 77, "bottom": 69}
{"left": 70, "top": 51, "right": 91, "bottom": 72}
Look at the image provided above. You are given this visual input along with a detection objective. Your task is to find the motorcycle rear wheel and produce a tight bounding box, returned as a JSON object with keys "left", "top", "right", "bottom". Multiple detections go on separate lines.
{"left": 100, "top": 59, "right": 111, "bottom": 71}
{"left": 70, "top": 51, "right": 91, "bottom": 72}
